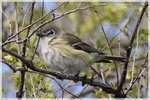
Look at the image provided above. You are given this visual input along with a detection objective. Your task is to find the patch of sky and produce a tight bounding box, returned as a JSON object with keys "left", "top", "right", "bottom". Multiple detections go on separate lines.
{"left": 35, "top": 2, "right": 57, "bottom": 12}
{"left": 2, "top": 64, "right": 16, "bottom": 98}
{"left": 2, "top": 63, "right": 10, "bottom": 72}
{"left": 51, "top": 79, "right": 94, "bottom": 97}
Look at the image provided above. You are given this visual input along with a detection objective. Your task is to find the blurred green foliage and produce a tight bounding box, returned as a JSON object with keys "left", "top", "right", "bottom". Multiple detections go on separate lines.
{"left": 2, "top": 2, "right": 148, "bottom": 98}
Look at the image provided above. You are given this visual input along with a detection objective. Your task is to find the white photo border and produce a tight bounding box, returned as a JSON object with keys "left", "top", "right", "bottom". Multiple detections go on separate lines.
{"left": 0, "top": 0, "right": 149, "bottom": 99}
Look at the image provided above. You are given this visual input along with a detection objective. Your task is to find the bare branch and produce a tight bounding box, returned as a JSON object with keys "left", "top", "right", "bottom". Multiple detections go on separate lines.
{"left": 2, "top": 47, "right": 116, "bottom": 95}
{"left": 95, "top": 10, "right": 119, "bottom": 86}
{"left": 14, "top": 2, "right": 21, "bottom": 55}
{"left": 16, "top": 2, "right": 35, "bottom": 98}
{"left": 21, "top": 3, "right": 33, "bottom": 29}
{"left": 22, "top": 2, "right": 35, "bottom": 58}
{"left": 31, "top": 2, "right": 44, "bottom": 61}
{"left": 1, "top": 60, "right": 26, "bottom": 73}
{"left": 52, "top": 77, "right": 78, "bottom": 98}
{"left": 2, "top": 2, "right": 67, "bottom": 45}
{"left": 129, "top": 26, "right": 139, "bottom": 89}
{"left": 116, "top": 2, "right": 148, "bottom": 98}
{"left": 2, "top": 3, "right": 106, "bottom": 46}
{"left": 28, "top": 3, "right": 106, "bottom": 39}
{"left": 30, "top": 74, "right": 37, "bottom": 98}
{"left": 1, "top": 7, "right": 12, "bottom": 35}
{"left": 125, "top": 64, "right": 148, "bottom": 95}
{"left": 78, "top": 84, "right": 89, "bottom": 97}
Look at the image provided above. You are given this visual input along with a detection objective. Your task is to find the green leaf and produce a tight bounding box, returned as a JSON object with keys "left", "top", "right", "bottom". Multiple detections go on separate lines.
{"left": 15, "top": 61, "right": 22, "bottom": 67}
{"left": 93, "top": 88, "right": 108, "bottom": 97}
{"left": 129, "top": 85, "right": 138, "bottom": 97}
{"left": 4, "top": 55, "right": 14, "bottom": 62}
{"left": 30, "top": 35, "right": 38, "bottom": 46}
{"left": 126, "top": 70, "right": 132, "bottom": 80}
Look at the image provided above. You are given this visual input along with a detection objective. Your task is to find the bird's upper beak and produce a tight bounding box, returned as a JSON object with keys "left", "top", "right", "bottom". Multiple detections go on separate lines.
{"left": 36, "top": 32, "right": 45, "bottom": 37}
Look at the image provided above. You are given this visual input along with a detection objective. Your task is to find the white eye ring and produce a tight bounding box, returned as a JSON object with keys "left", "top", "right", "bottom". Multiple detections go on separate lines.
{"left": 47, "top": 30, "right": 55, "bottom": 36}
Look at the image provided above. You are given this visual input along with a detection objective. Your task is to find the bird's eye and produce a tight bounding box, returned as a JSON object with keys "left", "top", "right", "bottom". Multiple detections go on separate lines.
{"left": 47, "top": 30, "right": 55, "bottom": 36}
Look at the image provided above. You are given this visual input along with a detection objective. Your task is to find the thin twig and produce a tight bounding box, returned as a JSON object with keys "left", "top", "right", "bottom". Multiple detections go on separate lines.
{"left": 2, "top": 47, "right": 116, "bottom": 95}
{"left": 14, "top": 3, "right": 24, "bottom": 98}
{"left": 21, "top": 3, "right": 32, "bottom": 29}
{"left": 1, "top": 7, "right": 12, "bottom": 36}
{"left": 28, "top": 3, "right": 106, "bottom": 39}
{"left": 95, "top": 10, "right": 119, "bottom": 86}
{"left": 27, "top": 70, "right": 77, "bottom": 98}
{"left": 100, "top": 64, "right": 106, "bottom": 84}
{"left": 52, "top": 77, "right": 78, "bottom": 98}
{"left": 2, "top": 60, "right": 16, "bottom": 72}
{"left": 129, "top": 27, "right": 139, "bottom": 88}
{"left": 30, "top": 74, "right": 37, "bottom": 98}
{"left": 28, "top": 70, "right": 58, "bottom": 98}
{"left": 16, "top": 2, "right": 35, "bottom": 98}
{"left": 91, "top": 66, "right": 102, "bottom": 79}
{"left": 118, "top": 30, "right": 121, "bottom": 82}
{"left": 2, "top": 39, "right": 16, "bottom": 46}
{"left": 125, "top": 64, "right": 148, "bottom": 95}
{"left": 110, "top": 32, "right": 120, "bottom": 44}
{"left": 1, "top": 60, "right": 26, "bottom": 73}
{"left": 116, "top": 2, "right": 148, "bottom": 97}
{"left": 31, "top": 2, "right": 44, "bottom": 61}
{"left": 14, "top": 2, "right": 21, "bottom": 55}
{"left": 78, "top": 84, "right": 88, "bottom": 97}
{"left": 125, "top": 52, "right": 148, "bottom": 95}
{"left": 16, "top": 3, "right": 106, "bottom": 46}
{"left": 2, "top": 2, "right": 67, "bottom": 45}
{"left": 22, "top": 2, "right": 35, "bottom": 58}
{"left": 2, "top": 3, "right": 106, "bottom": 46}
{"left": 78, "top": 1, "right": 83, "bottom": 8}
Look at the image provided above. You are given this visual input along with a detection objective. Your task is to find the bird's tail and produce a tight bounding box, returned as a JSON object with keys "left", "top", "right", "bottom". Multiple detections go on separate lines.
{"left": 94, "top": 55, "right": 127, "bottom": 63}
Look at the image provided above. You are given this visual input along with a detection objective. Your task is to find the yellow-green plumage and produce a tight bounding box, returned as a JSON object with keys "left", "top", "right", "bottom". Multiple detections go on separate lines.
{"left": 37, "top": 26, "right": 126, "bottom": 75}
{"left": 41, "top": 34, "right": 93, "bottom": 74}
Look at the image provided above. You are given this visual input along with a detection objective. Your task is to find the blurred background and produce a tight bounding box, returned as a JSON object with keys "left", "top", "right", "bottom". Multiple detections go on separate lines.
{"left": 2, "top": 2, "right": 148, "bottom": 98}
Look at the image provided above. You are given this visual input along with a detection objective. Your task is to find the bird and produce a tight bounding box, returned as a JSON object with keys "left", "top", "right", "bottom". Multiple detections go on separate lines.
{"left": 36, "top": 26, "right": 126, "bottom": 75}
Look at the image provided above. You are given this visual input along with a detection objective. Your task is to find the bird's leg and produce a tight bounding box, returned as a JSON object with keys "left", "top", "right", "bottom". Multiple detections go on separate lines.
{"left": 81, "top": 75, "right": 87, "bottom": 86}
{"left": 73, "top": 71, "right": 80, "bottom": 83}
{"left": 90, "top": 74, "right": 94, "bottom": 84}
{"left": 75, "top": 71, "right": 80, "bottom": 77}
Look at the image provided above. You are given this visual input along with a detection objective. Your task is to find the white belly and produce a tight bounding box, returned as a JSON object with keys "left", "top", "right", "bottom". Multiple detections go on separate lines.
{"left": 41, "top": 44, "right": 92, "bottom": 74}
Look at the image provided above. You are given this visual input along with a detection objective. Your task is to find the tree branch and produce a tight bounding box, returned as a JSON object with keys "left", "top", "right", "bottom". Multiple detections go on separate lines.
{"left": 116, "top": 2, "right": 148, "bottom": 98}
{"left": 31, "top": 2, "right": 44, "bottom": 61}
{"left": 16, "top": 2, "right": 36, "bottom": 98}
{"left": 2, "top": 3, "right": 106, "bottom": 46}
{"left": 95, "top": 10, "right": 119, "bottom": 86}
{"left": 2, "top": 2, "right": 67, "bottom": 45}
{"left": 125, "top": 64, "right": 148, "bottom": 95}
{"left": 2, "top": 60, "right": 26, "bottom": 73}
{"left": 2, "top": 47, "right": 116, "bottom": 95}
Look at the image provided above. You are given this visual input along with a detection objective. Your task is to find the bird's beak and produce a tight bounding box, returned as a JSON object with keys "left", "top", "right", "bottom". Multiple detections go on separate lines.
{"left": 36, "top": 33, "right": 45, "bottom": 37}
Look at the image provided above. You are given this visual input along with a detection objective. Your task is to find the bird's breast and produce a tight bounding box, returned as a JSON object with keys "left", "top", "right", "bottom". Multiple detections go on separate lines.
{"left": 41, "top": 41, "right": 93, "bottom": 74}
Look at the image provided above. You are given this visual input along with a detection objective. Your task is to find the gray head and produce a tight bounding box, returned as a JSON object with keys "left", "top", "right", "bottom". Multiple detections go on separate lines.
{"left": 36, "top": 26, "right": 61, "bottom": 38}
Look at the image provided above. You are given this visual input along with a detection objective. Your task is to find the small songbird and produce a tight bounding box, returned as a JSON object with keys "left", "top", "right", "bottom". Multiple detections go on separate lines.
{"left": 36, "top": 26, "right": 126, "bottom": 75}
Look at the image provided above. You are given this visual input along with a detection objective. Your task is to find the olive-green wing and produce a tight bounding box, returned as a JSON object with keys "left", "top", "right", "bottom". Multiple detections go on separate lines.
{"left": 61, "top": 33, "right": 105, "bottom": 55}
